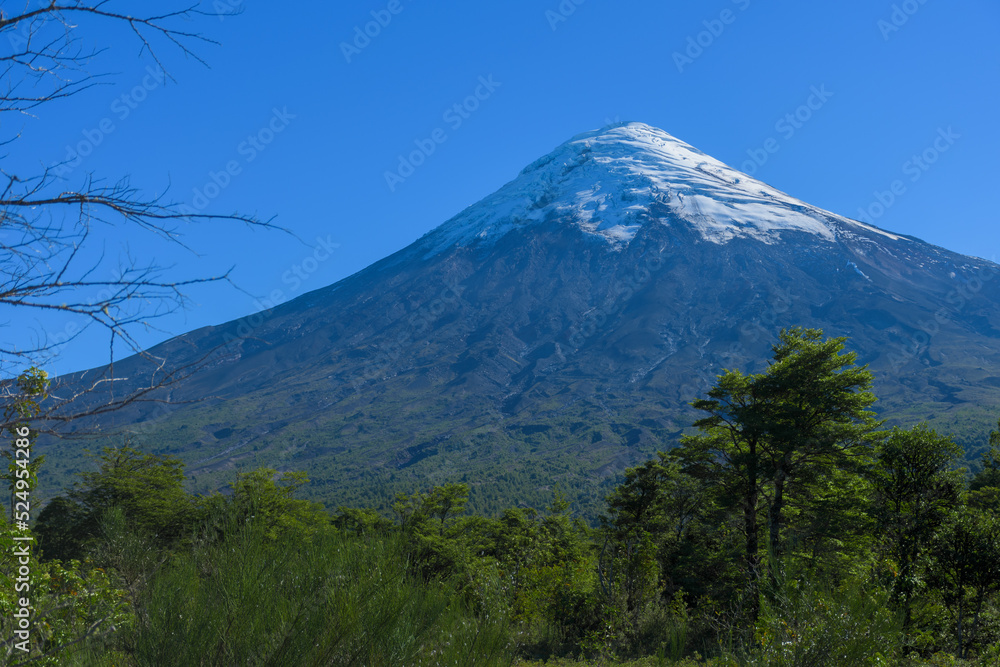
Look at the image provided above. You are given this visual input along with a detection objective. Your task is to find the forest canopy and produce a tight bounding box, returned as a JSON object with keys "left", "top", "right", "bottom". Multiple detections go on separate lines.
{"left": 3, "top": 328, "right": 1000, "bottom": 665}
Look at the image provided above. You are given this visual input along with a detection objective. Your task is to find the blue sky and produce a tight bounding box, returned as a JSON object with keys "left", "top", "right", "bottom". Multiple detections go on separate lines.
{"left": 5, "top": 0, "right": 999, "bottom": 376}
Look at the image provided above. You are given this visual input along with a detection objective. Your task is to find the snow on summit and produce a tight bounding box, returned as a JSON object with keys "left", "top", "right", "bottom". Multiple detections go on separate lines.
{"left": 422, "top": 122, "right": 904, "bottom": 253}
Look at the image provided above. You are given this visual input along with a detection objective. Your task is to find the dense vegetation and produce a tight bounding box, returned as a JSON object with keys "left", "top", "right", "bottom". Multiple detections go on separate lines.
{"left": 3, "top": 328, "right": 1000, "bottom": 665}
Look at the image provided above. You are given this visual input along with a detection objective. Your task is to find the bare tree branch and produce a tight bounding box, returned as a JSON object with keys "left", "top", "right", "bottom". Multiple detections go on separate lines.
{"left": 0, "top": 2, "right": 281, "bottom": 431}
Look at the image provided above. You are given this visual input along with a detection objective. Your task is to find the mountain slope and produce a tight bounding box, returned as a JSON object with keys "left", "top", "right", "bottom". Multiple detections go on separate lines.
{"left": 422, "top": 123, "right": 891, "bottom": 250}
{"left": 44, "top": 123, "right": 1000, "bottom": 517}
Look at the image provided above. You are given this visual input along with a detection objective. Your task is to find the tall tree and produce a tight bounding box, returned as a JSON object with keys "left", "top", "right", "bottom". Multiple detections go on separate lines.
{"left": 754, "top": 328, "right": 879, "bottom": 566}
{"left": 929, "top": 508, "right": 1000, "bottom": 658}
{"left": 675, "top": 328, "right": 879, "bottom": 623}
{"left": 604, "top": 454, "right": 701, "bottom": 544}
{"left": 969, "top": 419, "right": 1000, "bottom": 514}
{"left": 675, "top": 370, "right": 768, "bottom": 625}
{"left": 604, "top": 452, "right": 719, "bottom": 598}
{"left": 870, "top": 424, "right": 963, "bottom": 629}
{"left": 970, "top": 418, "right": 1000, "bottom": 492}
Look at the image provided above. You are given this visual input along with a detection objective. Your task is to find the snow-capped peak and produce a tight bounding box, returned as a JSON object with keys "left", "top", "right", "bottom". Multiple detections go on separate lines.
{"left": 421, "top": 122, "right": 905, "bottom": 253}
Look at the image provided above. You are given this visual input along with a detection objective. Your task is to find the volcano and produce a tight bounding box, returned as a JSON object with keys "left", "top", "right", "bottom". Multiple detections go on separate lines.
{"left": 48, "top": 122, "right": 1000, "bottom": 516}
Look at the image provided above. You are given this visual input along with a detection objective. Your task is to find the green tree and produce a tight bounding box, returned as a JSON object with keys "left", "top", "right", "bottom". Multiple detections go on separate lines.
{"left": 392, "top": 483, "right": 469, "bottom": 533}
{"left": 929, "top": 507, "right": 1000, "bottom": 658}
{"left": 461, "top": 492, "right": 592, "bottom": 637}
{"left": 29, "top": 495, "right": 84, "bottom": 564}
{"left": 675, "top": 328, "right": 878, "bottom": 623}
{"left": 540, "top": 488, "right": 591, "bottom": 566}
{"left": 393, "top": 484, "right": 471, "bottom": 579}
{"left": 1, "top": 368, "right": 48, "bottom": 522}
{"left": 781, "top": 462, "right": 876, "bottom": 580}
{"left": 1, "top": 370, "right": 132, "bottom": 664}
{"left": 754, "top": 328, "right": 879, "bottom": 566}
{"left": 969, "top": 418, "right": 1000, "bottom": 513}
{"left": 604, "top": 452, "right": 724, "bottom": 599}
{"left": 35, "top": 444, "right": 194, "bottom": 561}
{"left": 675, "top": 370, "right": 768, "bottom": 626}
{"left": 333, "top": 506, "right": 394, "bottom": 536}
{"left": 604, "top": 454, "right": 700, "bottom": 544}
{"left": 423, "top": 483, "right": 470, "bottom": 533}
{"left": 197, "top": 468, "right": 328, "bottom": 541}
{"left": 870, "top": 424, "right": 963, "bottom": 630}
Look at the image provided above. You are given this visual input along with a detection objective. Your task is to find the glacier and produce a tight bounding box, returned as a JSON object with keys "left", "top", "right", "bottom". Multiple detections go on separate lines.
{"left": 421, "top": 121, "right": 908, "bottom": 253}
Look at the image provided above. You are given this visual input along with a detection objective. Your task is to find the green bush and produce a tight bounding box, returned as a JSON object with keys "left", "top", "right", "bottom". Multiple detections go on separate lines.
{"left": 732, "top": 575, "right": 902, "bottom": 667}
{"left": 123, "top": 520, "right": 515, "bottom": 666}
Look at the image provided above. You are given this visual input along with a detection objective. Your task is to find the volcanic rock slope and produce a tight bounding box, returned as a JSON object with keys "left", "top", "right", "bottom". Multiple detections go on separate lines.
{"left": 54, "top": 123, "right": 1000, "bottom": 514}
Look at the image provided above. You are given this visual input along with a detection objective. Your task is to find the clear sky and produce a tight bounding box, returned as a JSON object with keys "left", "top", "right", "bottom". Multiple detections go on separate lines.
{"left": 5, "top": 0, "right": 999, "bottom": 377}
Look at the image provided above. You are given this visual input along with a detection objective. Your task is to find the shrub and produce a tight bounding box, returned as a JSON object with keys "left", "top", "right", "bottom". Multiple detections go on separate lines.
{"left": 124, "top": 520, "right": 515, "bottom": 665}
{"left": 734, "top": 575, "right": 902, "bottom": 667}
